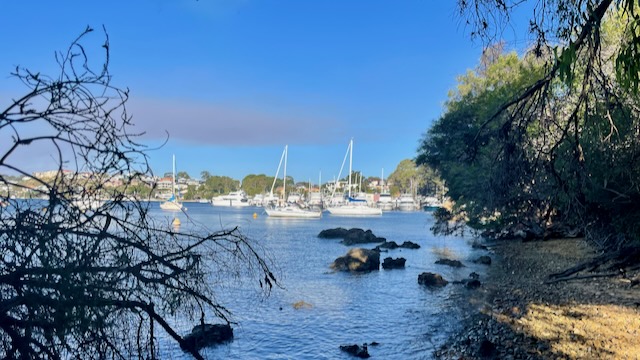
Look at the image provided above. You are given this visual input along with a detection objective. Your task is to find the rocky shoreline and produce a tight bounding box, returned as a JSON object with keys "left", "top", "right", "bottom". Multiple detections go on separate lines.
{"left": 435, "top": 238, "right": 640, "bottom": 360}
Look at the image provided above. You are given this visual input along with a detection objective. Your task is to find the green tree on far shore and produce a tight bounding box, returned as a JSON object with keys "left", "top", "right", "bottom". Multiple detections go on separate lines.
{"left": 242, "top": 174, "right": 279, "bottom": 196}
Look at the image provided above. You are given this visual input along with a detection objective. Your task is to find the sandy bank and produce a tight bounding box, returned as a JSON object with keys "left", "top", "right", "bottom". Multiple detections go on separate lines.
{"left": 436, "top": 238, "right": 640, "bottom": 359}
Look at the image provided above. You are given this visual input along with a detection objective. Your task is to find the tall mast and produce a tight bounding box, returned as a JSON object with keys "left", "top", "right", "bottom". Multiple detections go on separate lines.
{"left": 348, "top": 139, "right": 353, "bottom": 198}
{"left": 172, "top": 154, "right": 176, "bottom": 195}
{"left": 283, "top": 145, "right": 288, "bottom": 202}
{"left": 269, "top": 146, "right": 287, "bottom": 199}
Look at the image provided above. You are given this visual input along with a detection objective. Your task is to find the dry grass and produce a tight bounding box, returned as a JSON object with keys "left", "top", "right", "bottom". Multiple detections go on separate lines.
{"left": 493, "top": 302, "right": 640, "bottom": 359}
{"left": 490, "top": 239, "right": 640, "bottom": 359}
{"left": 439, "top": 238, "right": 640, "bottom": 359}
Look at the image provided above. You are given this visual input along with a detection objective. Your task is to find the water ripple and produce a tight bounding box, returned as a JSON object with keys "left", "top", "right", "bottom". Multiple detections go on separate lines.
{"left": 151, "top": 204, "right": 487, "bottom": 359}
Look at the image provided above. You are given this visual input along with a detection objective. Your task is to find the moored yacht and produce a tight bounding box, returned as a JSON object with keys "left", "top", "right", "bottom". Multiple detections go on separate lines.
{"left": 160, "top": 155, "right": 185, "bottom": 211}
{"left": 326, "top": 139, "right": 382, "bottom": 216}
{"left": 377, "top": 192, "right": 394, "bottom": 211}
{"left": 264, "top": 145, "right": 322, "bottom": 218}
{"left": 211, "top": 190, "right": 251, "bottom": 207}
{"left": 396, "top": 193, "right": 418, "bottom": 211}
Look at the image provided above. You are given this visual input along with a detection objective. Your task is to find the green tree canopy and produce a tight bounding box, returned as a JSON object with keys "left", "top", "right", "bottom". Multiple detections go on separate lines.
{"left": 420, "top": 7, "right": 640, "bottom": 249}
{"left": 242, "top": 174, "right": 278, "bottom": 196}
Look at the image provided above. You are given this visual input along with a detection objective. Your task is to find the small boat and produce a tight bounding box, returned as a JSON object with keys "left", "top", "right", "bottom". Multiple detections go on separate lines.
{"left": 396, "top": 193, "right": 418, "bottom": 211}
{"left": 376, "top": 169, "right": 394, "bottom": 211}
{"left": 160, "top": 155, "right": 185, "bottom": 211}
{"left": 160, "top": 194, "right": 185, "bottom": 211}
{"left": 307, "top": 191, "right": 323, "bottom": 210}
{"left": 265, "top": 202, "right": 322, "bottom": 218}
{"left": 422, "top": 196, "right": 443, "bottom": 211}
{"left": 377, "top": 192, "right": 395, "bottom": 211}
{"left": 327, "top": 197, "right": 382, "bottom": 216}
{"left": 72, "top": 197, "right": 105, "bottom": 211}
{"left": 211, "top": 190, "right": 251, "bottom": 207}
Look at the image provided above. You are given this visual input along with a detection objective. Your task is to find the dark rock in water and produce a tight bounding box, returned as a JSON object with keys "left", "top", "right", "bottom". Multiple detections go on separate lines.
{"left": 478, "top": 338, "right": 496, "bottom": 358}
{"left": 435, "top": 258, "right": 465, "bottom": 268}
{"left": 377, "top": 241, "right": 399, "bottom": 250}
{"left": 342, "top": 228, "right": 386, "bottom": 246}
{"left": 469, "top": 272, "right": 480, "bottom": 280}
{"left": 331, "top": 248, "right": 380, "bottom": 272}
{"left": 382, "top": 257, "right": 406, "bottom": 269}
{"left": 319, "top": 228, "right": 386, "bottom": 245}
{"left": 465, "top": 279, "right": 482, "bottom": 289}
{"left": 339, "top": 343, "right": 370, "bottom": 358}
{"left": 375, "top": 240, "right": 420, "bottom": 251}
{"left": 318, "top": 227, "right": 349, "bottom": 239}
{"left": 473, "top": 255, "right": 492, "bottom": 265}
{"left": 182, "top": 323, "right": 233, "bottom": 352}
{"left": 418, "top": 272, "right": 448, "bottom": 287}
{"left": 399, "top": 241, "right": 420, "bottom": 249}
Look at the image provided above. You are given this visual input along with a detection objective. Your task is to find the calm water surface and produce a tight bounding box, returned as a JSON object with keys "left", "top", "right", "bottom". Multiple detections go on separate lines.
{"left": 152, "top": 203, "right": 486, "bottom": 359}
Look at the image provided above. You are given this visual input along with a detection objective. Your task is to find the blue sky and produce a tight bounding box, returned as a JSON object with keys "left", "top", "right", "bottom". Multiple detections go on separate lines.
{"left": 0, "top": 1, "right": 529, "bottom": 184}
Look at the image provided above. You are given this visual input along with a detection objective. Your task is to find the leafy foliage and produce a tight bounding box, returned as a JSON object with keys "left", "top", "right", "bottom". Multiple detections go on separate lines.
{"left": 421, "top": 4, "right": 640, "bottom": 249}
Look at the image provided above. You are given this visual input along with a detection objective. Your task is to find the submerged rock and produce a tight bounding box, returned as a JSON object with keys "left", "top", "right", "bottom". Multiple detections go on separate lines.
{"left": 292, "top": 300, "right": 313, "bottom": 309}
{"left": 382, "top": 257, "right": 406, "bottom": 269}
{"left": 473, "top": 255, "right": 492, "bottom": 265}
{"left": 418, "top": 272, "right": 448, "bottom": 287}
{"left": 435, "top": 258, "right": 465, "bottom": 268}
{"left": 182, "top": 323, "right": 233, "bottom": 352}
{"left": 339, "top": 343, "right": 370, "bottom": 358}
{"left": 471, "top": 242, "right": 489, "bottom": 250}
{"left": 465, "top": 279, "right": 482, "bottom": 289}
{"left": 331, "top": 248, "right": 380, "bottom": 272}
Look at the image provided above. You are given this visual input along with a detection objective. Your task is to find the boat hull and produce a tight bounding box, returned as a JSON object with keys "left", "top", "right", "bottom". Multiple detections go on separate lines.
{"left": 160, "top": 201, "right": 184, "bottom": 211}
{"left": 326, "top": 205, "right": 382, "bottom": 216}
{"left": 265, "top": 207, "right": 322, "bottom": 218}
{"left": 211, "top": 199, "right": 251, "bottom": 207}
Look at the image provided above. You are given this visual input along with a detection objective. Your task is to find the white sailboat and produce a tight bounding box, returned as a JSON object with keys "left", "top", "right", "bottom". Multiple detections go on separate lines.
{"left": 265, "top": 145, "right": 322, "bottom": 218}
{"left": 160, "top": 154, "right": 185, "bottom": 211}
{"left": 326, "top": 139, "right": 382, "bottom": 216}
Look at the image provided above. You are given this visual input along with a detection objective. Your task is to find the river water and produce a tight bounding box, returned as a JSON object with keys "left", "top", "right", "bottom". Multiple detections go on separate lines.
{"left": 151, "top": 203, "right": 487, "bottom": 359}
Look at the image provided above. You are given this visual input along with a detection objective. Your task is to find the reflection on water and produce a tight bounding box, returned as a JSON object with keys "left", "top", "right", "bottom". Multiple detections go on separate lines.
{"left": 148, "top": 203, "right": 487, "bottom": 359}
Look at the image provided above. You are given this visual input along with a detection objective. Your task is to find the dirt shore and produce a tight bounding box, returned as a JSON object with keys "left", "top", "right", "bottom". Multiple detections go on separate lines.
{"left": 435, "top": 238, "right": 640, "bottom": 360}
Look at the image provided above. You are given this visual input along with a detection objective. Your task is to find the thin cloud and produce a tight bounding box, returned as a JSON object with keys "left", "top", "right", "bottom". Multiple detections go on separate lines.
{"left": 127, "top": 97, "right": 345, "bottom": 146}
